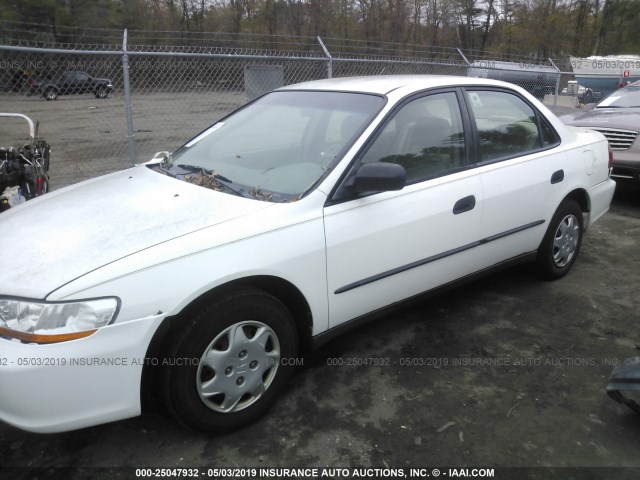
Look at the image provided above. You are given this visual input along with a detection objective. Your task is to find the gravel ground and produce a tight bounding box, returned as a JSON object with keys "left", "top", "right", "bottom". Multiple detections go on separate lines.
{"left": 1, "top": 91, "right": 246, "bottom": 188}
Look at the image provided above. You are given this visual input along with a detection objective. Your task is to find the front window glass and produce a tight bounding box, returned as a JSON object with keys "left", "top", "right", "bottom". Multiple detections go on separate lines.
{"left": 358, "top": 92, "right": 466, "bottom": 183}
{"left": 153, "top": 91, "right": 384, "bottom": 202}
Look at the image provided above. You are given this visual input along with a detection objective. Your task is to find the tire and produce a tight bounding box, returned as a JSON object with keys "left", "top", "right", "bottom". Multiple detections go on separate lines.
{"left": 43, "top": 88, "right": 57, "bottom": 101}
{"left": 536, "top": 198, "right": 583, "bottom": 280}
{"left": 94, "top": 87, "right": 108, "bottom": 99}
{"left": 162, "top": 288, "right": 298, "bottom": 432}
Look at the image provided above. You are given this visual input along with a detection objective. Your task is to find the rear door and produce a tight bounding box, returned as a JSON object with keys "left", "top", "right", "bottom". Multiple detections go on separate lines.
{"left": 463, "top": 88, "right": 565, "bottom": 268}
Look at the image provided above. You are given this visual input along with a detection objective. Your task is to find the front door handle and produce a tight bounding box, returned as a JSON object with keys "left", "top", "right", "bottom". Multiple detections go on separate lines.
{"left": 453, "top": 195, "right": 476, "bottom": 215}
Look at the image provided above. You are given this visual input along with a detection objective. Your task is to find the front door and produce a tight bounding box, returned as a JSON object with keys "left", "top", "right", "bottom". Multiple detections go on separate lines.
{"left": 323, "top": 90, "right": 483, "bottom": 328}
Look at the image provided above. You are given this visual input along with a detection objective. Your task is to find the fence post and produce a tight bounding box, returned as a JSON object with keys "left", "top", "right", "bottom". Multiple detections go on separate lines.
{"left": 457, "top": 48, "right": 472, "bottom": 66}
{"left": 317, "top": 36, "right": 332, "bottom": 79}
{"left": 549, "top": 58, "right": 561, "bottom": 107}
{"left": 122, "top": 29, "right": 137, "bottom": 163}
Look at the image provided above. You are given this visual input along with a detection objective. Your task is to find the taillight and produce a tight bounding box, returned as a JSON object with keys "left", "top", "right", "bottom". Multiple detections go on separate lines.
{"left": 607, "top": 143, "right": 614, "bottom": 170}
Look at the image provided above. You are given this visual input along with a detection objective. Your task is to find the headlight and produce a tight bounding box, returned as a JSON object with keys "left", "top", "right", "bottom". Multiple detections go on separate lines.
{"left": 0, "top": 297, "right": 119, "bottom": 344}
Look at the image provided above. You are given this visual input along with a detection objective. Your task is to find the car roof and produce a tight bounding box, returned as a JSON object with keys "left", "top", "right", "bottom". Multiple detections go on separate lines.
{"left": 277, "top": 75, "right": 518, "bottom": 95}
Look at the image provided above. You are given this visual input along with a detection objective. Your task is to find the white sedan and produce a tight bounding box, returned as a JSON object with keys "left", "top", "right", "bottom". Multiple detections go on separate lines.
{"left": 0, "top": 76, "right": 615, "bottom": 433}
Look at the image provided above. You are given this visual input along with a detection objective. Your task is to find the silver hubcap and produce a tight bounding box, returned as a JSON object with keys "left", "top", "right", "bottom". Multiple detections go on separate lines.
{"left": 553, "top": 214, "right": 579, "bottom": 267}
{"left": 196, "top": 321, "right": 280, "bottom": 413}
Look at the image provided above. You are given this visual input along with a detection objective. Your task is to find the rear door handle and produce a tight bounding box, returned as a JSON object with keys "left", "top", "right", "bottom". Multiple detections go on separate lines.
{"left": 453, "top": 195, "right": 476, "bottom": 215}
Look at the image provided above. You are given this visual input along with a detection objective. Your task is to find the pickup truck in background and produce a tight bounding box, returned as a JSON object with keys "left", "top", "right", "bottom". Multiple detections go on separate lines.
{"left": 28, "top": 71, "right": 114, "bottom": 101}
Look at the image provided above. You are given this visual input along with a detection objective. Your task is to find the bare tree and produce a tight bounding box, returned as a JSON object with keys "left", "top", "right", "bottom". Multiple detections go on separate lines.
{"left": 479, "top": 0, "right": 494, "bottom": 53}
{"left": 284, "top": 0, "right": 305, "bottom": 37}
{"left": 355, "top": 0, "right": 386, "bottom": 43}
{"left": 592, "top": 0, "right": 613, "bottom": 55}
{"left": 571, "top": 0, "right": 593, "bottom": 54}
{"left": 455, "top": 0, "right": 483, "bottom": 49}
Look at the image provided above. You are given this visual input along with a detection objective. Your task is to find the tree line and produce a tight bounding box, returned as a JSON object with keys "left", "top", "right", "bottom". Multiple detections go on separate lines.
{"left": 1, "top": 0, "right": 639, "bottom": 60}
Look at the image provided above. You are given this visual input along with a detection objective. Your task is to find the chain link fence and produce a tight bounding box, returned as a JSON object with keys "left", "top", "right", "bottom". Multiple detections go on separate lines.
{"left": 0, "top": 32, "right": 583, "bottom": 190}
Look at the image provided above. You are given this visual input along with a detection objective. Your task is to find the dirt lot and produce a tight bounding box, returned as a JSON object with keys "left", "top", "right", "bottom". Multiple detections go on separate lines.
{"left": 1, "top": 95, "right": 639, "bottom": 480}
{"left": 0, "top": 91, "right": 246, "bottom": 188}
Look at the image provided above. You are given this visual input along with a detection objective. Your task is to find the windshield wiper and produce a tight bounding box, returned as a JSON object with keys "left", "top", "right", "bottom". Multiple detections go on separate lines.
{"left": 176, "top": 164, "right": 246, "bottom": 197}
{"left": 177, "top": 164, "right": 233, "bottom": 183}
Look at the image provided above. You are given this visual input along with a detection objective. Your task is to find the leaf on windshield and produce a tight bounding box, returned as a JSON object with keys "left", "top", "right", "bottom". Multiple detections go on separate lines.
{"left": 184, "top": 171, "right": 224, "bottom": 191}
{"left": 249, "top": 187, "right": 273, "bottom": 202}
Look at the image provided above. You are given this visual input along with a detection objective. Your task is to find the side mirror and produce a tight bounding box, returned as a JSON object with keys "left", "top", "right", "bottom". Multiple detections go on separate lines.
{"left": 349, "top": 162, "right": 406, "bottom": 193}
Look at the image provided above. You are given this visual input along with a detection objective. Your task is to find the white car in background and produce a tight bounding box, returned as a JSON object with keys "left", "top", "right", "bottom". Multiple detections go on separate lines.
{"left": 0, "top": 75, "right": 615, "bottom": 433}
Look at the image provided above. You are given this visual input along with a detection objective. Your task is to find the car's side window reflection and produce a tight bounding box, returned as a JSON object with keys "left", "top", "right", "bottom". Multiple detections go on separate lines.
{"left": 359, "top": 92, "right": 466, "bottom": 183}
{"left": 466, "top": 90, "right": 546, "bottom": 162}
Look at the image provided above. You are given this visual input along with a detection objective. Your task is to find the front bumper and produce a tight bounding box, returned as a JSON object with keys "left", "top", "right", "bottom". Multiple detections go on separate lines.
{"left": 0, "top": 313, "right": 164, "bottom": 433}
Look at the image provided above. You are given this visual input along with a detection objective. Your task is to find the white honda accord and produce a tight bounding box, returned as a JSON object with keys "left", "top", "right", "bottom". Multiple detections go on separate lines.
{"left": 0, "top": 76, "right": 615, "bottom": 433}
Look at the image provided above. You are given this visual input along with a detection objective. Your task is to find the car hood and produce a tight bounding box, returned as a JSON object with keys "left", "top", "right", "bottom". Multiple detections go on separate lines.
{"left": 559, "top": 108, "right": 640, "bottom": 131}
{"left": 0, "top": 167, "right": 272, "bottom": 299}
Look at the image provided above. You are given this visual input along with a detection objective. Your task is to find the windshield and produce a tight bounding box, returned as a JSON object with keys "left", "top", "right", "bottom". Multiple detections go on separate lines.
{"left": 596, "top": 85, "right": 640, "bottom": 108}
{"left": 155, "top": 90, "right": 384, "bottom": 202}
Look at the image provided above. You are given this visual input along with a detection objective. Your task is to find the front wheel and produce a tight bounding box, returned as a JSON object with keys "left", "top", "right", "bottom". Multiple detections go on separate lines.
{"left": 94, "top": 87, "right": 109, "bottom": 99}
{"left": 536, "top": 199, "right": 583, "bottom": 279}
{"left": 162, "top": 288, "right": 298, "bottom": 432}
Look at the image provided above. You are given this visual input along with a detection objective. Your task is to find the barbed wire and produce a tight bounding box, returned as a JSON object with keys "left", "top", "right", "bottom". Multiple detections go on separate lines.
{"left": 0, "top": 19, "right": 569, "bottom": 67}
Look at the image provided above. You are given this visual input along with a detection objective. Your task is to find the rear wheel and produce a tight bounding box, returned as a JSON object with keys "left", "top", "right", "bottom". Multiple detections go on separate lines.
{"left": 94, "top": 87, "right": 108, "bottom": 99}
{"left": 162, "top": 288, "right": 298, "bottom": 432}
{"left": 536, "top": 199, "right": 583, "bottom": 279}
